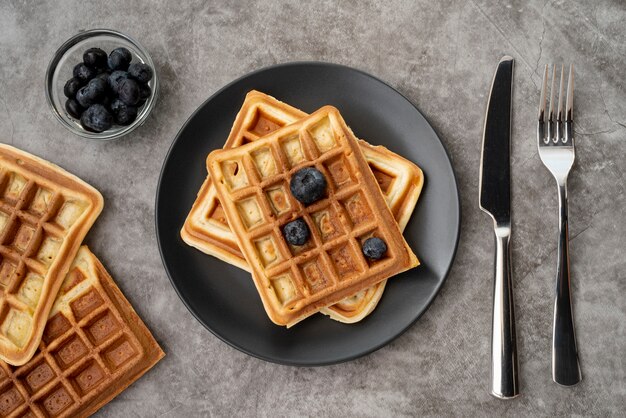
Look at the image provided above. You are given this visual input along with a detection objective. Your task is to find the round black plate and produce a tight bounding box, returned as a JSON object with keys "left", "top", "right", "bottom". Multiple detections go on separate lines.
{"left": 156, "top": 62, "right": 460, "bottom": 366}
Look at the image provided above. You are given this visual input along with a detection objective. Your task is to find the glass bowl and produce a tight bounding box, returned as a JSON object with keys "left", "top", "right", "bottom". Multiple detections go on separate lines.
{"left": 45, "top": 29, "right": 158, "bottom": 140}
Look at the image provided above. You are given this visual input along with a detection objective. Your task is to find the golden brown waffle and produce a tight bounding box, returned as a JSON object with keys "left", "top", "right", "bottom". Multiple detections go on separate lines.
{"left": 0, "top": 246, "right": 164, "bottom": 417}
{"left": 181, "top": 91, "right": 423, "bottom": 323}
{"left": 0, "top": 145, "right": 103, "bottom": 366}
{"left": 207, "top": 106, "right": 419, "bottom": 326}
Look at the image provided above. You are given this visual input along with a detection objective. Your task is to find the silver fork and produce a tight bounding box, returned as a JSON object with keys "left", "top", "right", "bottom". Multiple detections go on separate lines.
{"left": 537, "top": 64, "right": 582, "bottom": 386}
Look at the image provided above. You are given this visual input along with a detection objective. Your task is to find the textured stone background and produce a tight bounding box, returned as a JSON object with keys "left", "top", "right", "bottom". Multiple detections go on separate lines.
{"left": 1, "top": 0, "right": 624, "bottom": 416}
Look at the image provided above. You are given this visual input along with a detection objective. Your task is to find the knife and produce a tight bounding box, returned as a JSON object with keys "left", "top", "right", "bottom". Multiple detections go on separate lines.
{"left": 479, "top": 56, "right": 519, "bottom": 399}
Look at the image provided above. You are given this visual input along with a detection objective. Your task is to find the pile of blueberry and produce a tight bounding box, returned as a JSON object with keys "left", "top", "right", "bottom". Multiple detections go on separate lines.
{"left": 283, "top": 167, "right": 387, "bottom": 260}
{"left": 63, "top": 47, "right": 153, "bottom": 133}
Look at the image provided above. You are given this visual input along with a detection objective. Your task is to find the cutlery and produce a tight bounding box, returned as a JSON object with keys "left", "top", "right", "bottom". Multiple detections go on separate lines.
{"left": 537, "top": 64, "right": 582, "bottom": 386}
{"left": 479, "top": 56, "right": 519, "bottom": 399}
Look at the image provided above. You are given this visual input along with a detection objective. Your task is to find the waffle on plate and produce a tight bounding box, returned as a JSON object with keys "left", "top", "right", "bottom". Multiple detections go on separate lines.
{"left": 207, "top": 106, "right": 419, "bottom": 326}
{"left": 0, "top": 246, "right": 164, "bottom": 418}
{"left": 182, "top": 91, "right": 423, "bottom": 323}
{"left": 0, "top": 145, "right": 103, "bottom": 365}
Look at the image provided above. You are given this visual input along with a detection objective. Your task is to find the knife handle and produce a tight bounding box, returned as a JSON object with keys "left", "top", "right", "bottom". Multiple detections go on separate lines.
{"left": 491, "top": 226, "right": 519, "bottom": 399}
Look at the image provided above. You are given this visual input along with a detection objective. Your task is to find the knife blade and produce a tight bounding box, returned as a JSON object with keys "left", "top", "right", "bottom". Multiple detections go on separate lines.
{"left": 479, "top": 56, "right": 519, "bottom": 399}
{"left": 480, "top": 57, "right": 513, "bottom": 221}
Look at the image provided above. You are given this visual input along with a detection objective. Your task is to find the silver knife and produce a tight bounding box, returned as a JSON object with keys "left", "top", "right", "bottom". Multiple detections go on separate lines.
{"left": 479, "top": 56, "right": 519, "bottom": 399}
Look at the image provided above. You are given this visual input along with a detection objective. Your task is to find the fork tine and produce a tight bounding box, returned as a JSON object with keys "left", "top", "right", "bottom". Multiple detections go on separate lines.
{"left": 566, "top": 64, "right": 574, "bottom": 122}
{"left": 548, "top": 65, "right": 556, "bottom": 120}
{"left": 538, "top": 65, "right": 549, "bottom": 144}
{"left": 556, "top": 64, "right": 565, "bottom": 143}
{"left": 565, "top": 65, "right": 574, "bottom": 144}
{"left": 547, "top": 65, "right": 557, "bottom": 143}
{"left": 539, "top": 65, "right": 548, "bottom": 122}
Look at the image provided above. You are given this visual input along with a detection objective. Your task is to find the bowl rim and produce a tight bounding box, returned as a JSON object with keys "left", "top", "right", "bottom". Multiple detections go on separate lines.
{"left": 45, "top": 28, "right": 159, "bottom": 141}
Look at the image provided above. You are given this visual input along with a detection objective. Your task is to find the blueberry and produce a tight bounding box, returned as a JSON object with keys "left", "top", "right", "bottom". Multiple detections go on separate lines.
{"left": 95, "top": 72, "right": 110, "bottom": 83}
{"left": 290, "top": 167, "right": 327, "bottom": 205}
{"left": 139, "top": 83, "right": 151, "bottom": 100}
{"left": 136, "top": 84, "right": 151, "bottom": 107}
{"left": 114, "top": 47, "right": 132, "bottom": 62}
{"left": 361, "top": 237, "right": 387, "bottom": 260}
{"left": 64, "top": 99, "right": 85, "bottom": 119}
{"left": 80, "top": 104, "right": 112, "bottom": 132}
{"left": 101, "top": 93, "right": 112, "bottom": 109}
{"left": 76, "top": 78, "right": 107, "bottom": 107}
{"left": 110, "top": 99, "right": 137, "bottom": 125}
{"left": 72, "top": 63, "right": 96, "bottom": 83}
{"left": 88, "top": 77, "right": 107, "bottom": 94}
{"left": 282, "top": 218, "right": 310, "bottom": 246}
{"left": 110, "top": 98, "right": 124, "bottom": 113}
{"left": 107, "top": 47, "right": 132, "bottom": 71}
{"left": 63, "top": 78, "right": 82, "bottom": 98}
{"left": 108, "top": 70, "right": 128, "bottom": 92}
{"left": 128, "top": 63, "right": 153, "bottom": 83}
{"left": 117, "top": 78, "right": 140, "bottom": 105}
{"left": 83, "top": 48, "right": 107, "bottom": 68}
{"left": 75, "top": 87, "right": 93, "bottom": 108}
{"left": 95, "top": 74, "right": 112, "bottom": 97}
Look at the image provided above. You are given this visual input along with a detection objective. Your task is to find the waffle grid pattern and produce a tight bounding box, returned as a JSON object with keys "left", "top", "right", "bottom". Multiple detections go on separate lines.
{"left": 183, "top": 91, "right": 421, "bottom": 265}
{"left": 182, "top": 92, "right": 423, "bottom": 323}
{"left": 0, "top": 249, "right": 155, "bottom": 418}
{"left": 181, "top": 93, "right": 306, "bottom": 267}
{"left": 0, "top": 167, "right": 92, "bottom": 356}
{"left": 209, "top": 107, "right": 417, "bottom": 325}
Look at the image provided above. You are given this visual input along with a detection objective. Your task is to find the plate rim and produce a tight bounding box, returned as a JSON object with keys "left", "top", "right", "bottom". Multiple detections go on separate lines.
{"left": 155, "top": 61, "right": 461, "bottom": 366}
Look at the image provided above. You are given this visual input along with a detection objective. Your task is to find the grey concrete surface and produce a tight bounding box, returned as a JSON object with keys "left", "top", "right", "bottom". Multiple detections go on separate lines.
{"left": 1, "top": 0, "right": 624, "bottom": 416}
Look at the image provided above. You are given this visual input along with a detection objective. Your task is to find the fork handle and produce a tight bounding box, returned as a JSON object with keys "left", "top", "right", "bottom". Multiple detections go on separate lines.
{"left": 491, "top": 226, "right": 519, "bottom": 399}
{"left": 553, "top": 182, "right": 582, "bottom": 386}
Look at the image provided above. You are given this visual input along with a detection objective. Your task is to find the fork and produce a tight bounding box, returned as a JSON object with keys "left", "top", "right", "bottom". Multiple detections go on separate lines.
{"left": 537, "top": 64, "right": 582, "bottom": 386}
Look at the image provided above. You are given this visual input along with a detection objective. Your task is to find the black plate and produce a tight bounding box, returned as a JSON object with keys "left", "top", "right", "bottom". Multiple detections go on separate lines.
{"left": 156, "top": 62, "right": 460, "bottom": 366}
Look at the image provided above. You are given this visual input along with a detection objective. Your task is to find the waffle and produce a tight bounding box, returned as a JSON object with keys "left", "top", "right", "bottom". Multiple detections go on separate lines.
{"left": 181, "top": 91, "right": 424, "bottom": 323}
{"left": 0, "top": 145, "right": 103, "bottom": 366}
{"left": 0, "top": 246, "right": 164, "bottom": 417}
{"left": 207, "top": 106, "right": 419, "bottom": 326}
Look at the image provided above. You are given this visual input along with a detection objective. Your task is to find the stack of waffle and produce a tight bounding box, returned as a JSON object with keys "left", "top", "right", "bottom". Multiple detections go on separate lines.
{"left": 183, "top": 91, "right": 424, "bottom": 326}
{"left": 0, "top": 144, "right": 163, "bottom": 417}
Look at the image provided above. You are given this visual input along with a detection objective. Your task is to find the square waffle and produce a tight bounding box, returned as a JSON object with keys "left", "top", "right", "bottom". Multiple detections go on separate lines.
{"left": 207, "top": 106, "right": 419, "bottom": 326}
{"left": 0, "top": 246, "right": 164, "bottom": 417}
{"left": 0, "top": 145, "right": 103, "bottom": 366}
{"left": 181, "top": 91, "right": 424, "bottom": 323}
{"left": 182, "top": 91, "right": 423, "bottom": 267}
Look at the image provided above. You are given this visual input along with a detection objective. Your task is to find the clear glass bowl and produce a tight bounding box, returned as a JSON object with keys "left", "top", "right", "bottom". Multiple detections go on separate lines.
{"left": 45, "top": 29, "right": 158, "bottom": 140}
